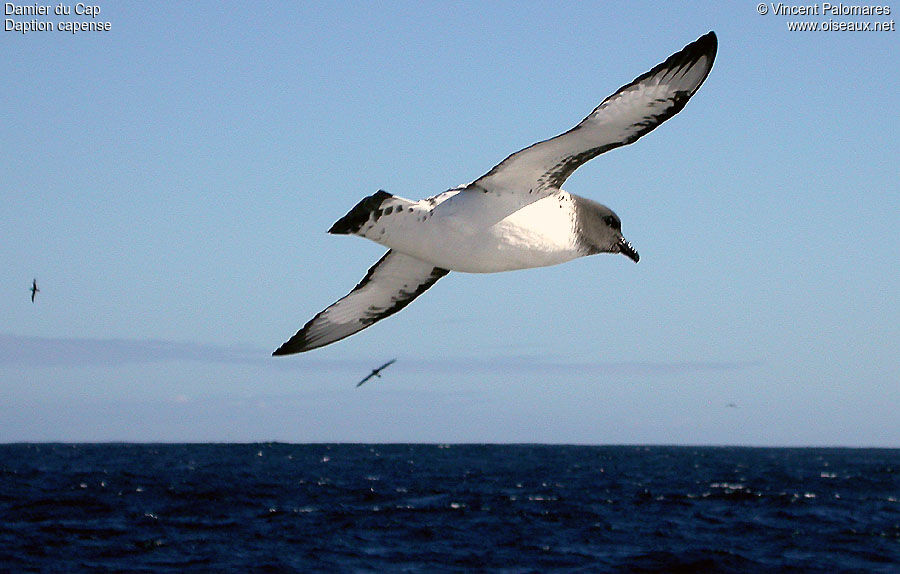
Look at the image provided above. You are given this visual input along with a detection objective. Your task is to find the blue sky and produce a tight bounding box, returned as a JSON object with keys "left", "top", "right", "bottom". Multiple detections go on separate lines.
{"left": 3, "top": 2, "right": 897, "bottom": 445}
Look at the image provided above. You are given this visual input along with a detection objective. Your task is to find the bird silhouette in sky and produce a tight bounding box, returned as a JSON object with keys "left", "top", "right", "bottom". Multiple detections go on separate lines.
{"left": 356, "top": 359, "right": 397, "bottom": 387}
{"left": 30, "top": 279, "right": 39, "bottom": 303}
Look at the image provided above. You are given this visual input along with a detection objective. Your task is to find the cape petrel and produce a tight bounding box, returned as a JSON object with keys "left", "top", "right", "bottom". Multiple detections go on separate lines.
{"left": 275, "top": 32, "right": 717, "bottom": 355}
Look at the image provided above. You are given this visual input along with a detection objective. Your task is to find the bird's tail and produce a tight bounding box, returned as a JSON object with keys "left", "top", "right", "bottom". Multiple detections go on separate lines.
{"left": 329, "top": 190, "right": 412, "bottom": 235}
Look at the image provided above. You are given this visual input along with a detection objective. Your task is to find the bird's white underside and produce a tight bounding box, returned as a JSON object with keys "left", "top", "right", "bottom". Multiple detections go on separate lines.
{"left": 357, "top": 189, "right": 584, "bottom": 273}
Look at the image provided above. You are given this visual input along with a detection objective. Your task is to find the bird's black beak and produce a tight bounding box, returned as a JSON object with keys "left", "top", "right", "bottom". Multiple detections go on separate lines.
{"left": 618, "top": 238, "right": 639, "bottom": 263}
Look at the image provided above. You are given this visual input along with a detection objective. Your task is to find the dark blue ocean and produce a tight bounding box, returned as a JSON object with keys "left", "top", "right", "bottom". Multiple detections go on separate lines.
{"left": 0, "top": 444, "right": 897, "bottom": 573}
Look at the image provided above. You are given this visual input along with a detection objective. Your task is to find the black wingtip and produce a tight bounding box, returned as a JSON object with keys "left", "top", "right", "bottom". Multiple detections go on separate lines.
{"left": 272, "top": 338, "right": 304, "bottom": 356}
{"left": 272, "top": 333, "right": 308, "bottom": 356}
{"left": 671, "top": 30, "right": 717, "bottom": 72}
{"left": 695, "top": 31, "right": 717, "bottom": 57}
{"left": 642, "top": 30, "right": 717, "bottom": 106}
{"left": 689, "top": 31, "right": 717, "bottom": 69}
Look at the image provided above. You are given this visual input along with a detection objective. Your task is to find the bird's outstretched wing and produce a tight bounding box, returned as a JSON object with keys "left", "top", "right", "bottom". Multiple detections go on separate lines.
{"left": 356, "top": 372, "right": 376, "bottom": 387}
{"left": 273, "top": 251, "right": 449, "bottom": 355}
{"left": 377, "top": 358, "right": 397, "bottom": 371}
{"left": 470, "top": 32, "right": 717, "bottom": 200}
{"left": 357, "top": 359, "right": 398, "bottom": 386}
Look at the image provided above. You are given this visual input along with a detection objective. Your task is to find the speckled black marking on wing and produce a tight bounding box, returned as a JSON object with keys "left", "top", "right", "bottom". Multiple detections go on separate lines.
{"left": 471, "top": 32, "right": 717, "bottom": 196}
{"left": 272, "top": 250, "right": 449, "bottom": 355}
{"left": 329, "top": 190, "right": 393, "bottom": 235}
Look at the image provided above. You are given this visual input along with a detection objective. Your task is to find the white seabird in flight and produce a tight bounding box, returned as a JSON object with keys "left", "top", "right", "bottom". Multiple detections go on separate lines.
{"left": 274, "top": 32, "right": 717, "bottom": 355}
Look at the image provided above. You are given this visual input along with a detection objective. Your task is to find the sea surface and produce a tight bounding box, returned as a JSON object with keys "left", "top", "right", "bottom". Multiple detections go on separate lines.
{"left": 0, "top": 444, "right": 897, "bottom": 572}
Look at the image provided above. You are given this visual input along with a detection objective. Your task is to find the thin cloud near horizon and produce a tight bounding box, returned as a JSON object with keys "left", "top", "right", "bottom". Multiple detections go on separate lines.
{"left": 0, "top": 333, "right": 762, "bottom": 375}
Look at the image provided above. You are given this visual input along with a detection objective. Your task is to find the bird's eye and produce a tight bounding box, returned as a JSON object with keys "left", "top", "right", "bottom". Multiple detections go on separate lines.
{"left": 603, "top": 215, "right": 621, "bottom": 230}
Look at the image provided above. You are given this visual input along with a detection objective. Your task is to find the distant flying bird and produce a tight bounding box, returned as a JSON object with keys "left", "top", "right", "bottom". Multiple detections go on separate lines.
{"left": 726, "top": 403, "right": 738, "bottom": 408}
{"left": 356, "top": 359, "right": 397, "bottom": 387}
{"left": 274, "top": 32, "right": 717, "bottom": 355}
{"left": 30, "top": 279, "right": 39, "bottom": 303}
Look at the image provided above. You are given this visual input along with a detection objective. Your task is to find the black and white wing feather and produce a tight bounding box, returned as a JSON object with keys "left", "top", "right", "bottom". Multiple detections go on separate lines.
{"left": 273, "top": 251, "right": 449, "bottom": 355}
{"left": 471, "top": 32, "right": 717, "bottom": 198}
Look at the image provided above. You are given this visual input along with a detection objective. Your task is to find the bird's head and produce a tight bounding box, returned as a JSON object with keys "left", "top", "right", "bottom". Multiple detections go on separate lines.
{"left": 574, "top": 197, "right": 639, "bottom": 263}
